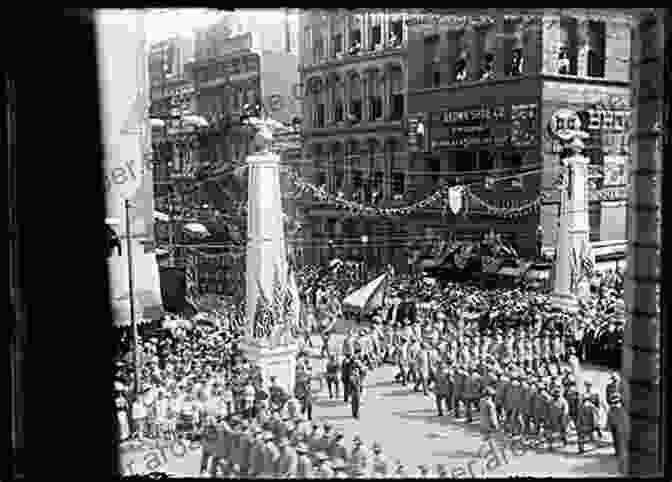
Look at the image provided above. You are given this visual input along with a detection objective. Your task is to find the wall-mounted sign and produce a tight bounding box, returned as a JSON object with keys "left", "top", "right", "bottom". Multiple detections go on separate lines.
{"left": 548, "top": 108, "right": 582, "bottom": 141}
{"left": 408, "top": 114, "right": 425, "bottom": 152}
{"left": 430, "top": 103, "right": 538, "bottom": 149}
{"left": 590, "top": 186, "right": 627, "bottom": 202}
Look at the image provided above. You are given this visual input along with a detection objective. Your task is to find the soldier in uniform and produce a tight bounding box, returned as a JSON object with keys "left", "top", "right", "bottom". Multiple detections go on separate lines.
{"left": 329, "top": 432, "right": 349, "bottom": 462}
{"left": 526, "top": 381, "right": 539, "bottom": 436}
{"left": 577, "top": 397, "right": 600, "bottom": 454}
{"left": 261, "top": 431, "right": 280, "bottom": 477}
{"left": 607, "top": 394, "right": 628, "bottom": 463}
{"left": 542, "top": 331, "right": 552, "bottom": 368}
{"left": 495, "top": 370, "right": 509, "bottom": 423}
{"left": 307, "top": 424, "right": 322, "bottom": 453}
{"left": 565, "top": 380, "right": 581, "bottom": 432}
{"left": 546, "top": 386, "right": 569, "bottom": 450}
{"left": 315, "top": 452, "right": 334, "bottom": 478}
{"left": 552, "top": 330, "right": 565, "bottom": 367}
{"left": 537, "top": 383, "right": 552, "bottom": 440}
{"left": 350, "top": 435, "right": 372, "bottom": 478}
{"left": 237, "top": 424, "right": 253, "bottom": 475}
{"left": 605, "top": 373, "right": 623, "bottom": 407}
{"left": 480, "top": 386, "right": 499, "bottom": 441}
{"left": 325, "top": 354, "right": 341, "bottom": 400}
{"left": 371, "top": 441, "right": 391, "bottom": 478}
{"left": 517, "top": 376, "right": 531, "bottom": 437}
{"left": 342, "top": 354, "right": 354, "bottom": 402}
{"left": 468, "top": 369, "right": 483, "bottom": 423}
{"left": 350, "top": 364, "right": 364, "bottom": 420}
{"left": 276, "top": 436, "right": 298, "bottom": 477}
{"left": 295, "top": 442, "right": 313, "bottom": 478}
{"left": 433, "top": 364, "right": 450, "bottom": 417}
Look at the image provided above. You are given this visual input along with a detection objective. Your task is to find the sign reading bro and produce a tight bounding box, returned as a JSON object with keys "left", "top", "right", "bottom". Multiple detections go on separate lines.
{"left": 104, "top": 155, "right": 153, "bottom": 193}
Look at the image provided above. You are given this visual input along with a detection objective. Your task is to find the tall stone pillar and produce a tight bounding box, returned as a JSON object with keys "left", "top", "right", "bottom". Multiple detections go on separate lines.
{"left": 240, "top": 129, "right": 298, "bottom": 394}
{"left": 623, "top": 8, "right": 664, "bottom": 476}
{"left": 551, "top": 134, "right": 590, "bottom": 312}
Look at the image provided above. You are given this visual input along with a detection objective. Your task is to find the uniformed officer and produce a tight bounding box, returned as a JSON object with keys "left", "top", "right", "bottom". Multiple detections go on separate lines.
{"left": 328, "top": 432, "right": 349, "bottom": 462}
{"left": 315, "top": 452, "right": 334, "bottom": 478}
{"left": 433, "top": 364, "right": 450, "bottom": 417}
{"left": 247, "top": 429, "right": 266, "bottom": 477}
{"left": 371, "top": 442, "right": 391, "bottom": 478}
{"left": 237, "top": 423, "right": 254, "bottom": 475}
{"left": 495, "top": 371, "right": 509, "bottom": 423}
{"left": 607, "top": 394, "right": 627, "bottom": 463}
{"left": 517, "top": 377, "right": 531, "bottom": 437}
{"left": 350, "top": 365, "right": 364, "bottom": 420}
{"left": 537, "top": 383, "right": 552, "bottom": 440}
{"left": 295, "top": 442, "right": 313, "bottom": 478}
{"left": 468, "top": 369, "right": 483, "bottom": 423}
{"left": 453, "top": 367, "right": 466, "bottom": 417}
{"left": 605, "top": 373, "right": 623, "bottom": 407}
{"left": 546, "top": 386, "right": 569, "bottom": 450}
{"left": 331, "top": 457, "right": 349, "bottom": 478}
{"left": 480, "top": 386, "right": 499, "bottom": 441}
{"left": 276, "top": 436, "right": 298, "bottom": 477}
{"left": 565, "top": 380, "right": 581, "bottom": 431}
{"left": 261, "top": 431, "right": 280, "bottom": 477}
{"left": 350, "top": 435, "right": 372, "bottom": 478}
{"left": 577, "top": 397, "right": 599, "bottom": 454}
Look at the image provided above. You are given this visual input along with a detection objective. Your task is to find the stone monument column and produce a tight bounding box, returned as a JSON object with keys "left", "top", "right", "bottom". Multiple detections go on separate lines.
{"left": 239, "top": 120, "right": 298, "bottom": 395}
{"left": 551, "top": 133, "right": 590, "bottom": 312}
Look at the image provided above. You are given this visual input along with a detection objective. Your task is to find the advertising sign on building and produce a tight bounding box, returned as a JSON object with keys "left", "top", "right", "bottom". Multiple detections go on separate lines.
{"left": 407, "top": 114, "right": 426, "bottom": 152}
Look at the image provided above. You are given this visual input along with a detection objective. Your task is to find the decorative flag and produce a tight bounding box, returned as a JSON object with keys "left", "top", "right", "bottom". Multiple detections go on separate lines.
{"left": 284, "top": 264, "right": 302, "bottom": 331}
{"left": 581, "top": 241, "right": 595, "bottom": 278}
{"left": 271, "top": 265, "right": 286, "bottom": 324}
{"left": 253, "top": 281, "right": 273, "bottom": 338}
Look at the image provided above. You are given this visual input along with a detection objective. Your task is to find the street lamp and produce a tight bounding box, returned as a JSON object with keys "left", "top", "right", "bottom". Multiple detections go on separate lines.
{"left": 361, "top": 235, "right": 369, "bottom": 281}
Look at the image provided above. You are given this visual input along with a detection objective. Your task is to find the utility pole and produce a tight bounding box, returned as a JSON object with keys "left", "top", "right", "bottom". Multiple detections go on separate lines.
{"left": 124, "top": 200, "right": 140, "bottom": 398}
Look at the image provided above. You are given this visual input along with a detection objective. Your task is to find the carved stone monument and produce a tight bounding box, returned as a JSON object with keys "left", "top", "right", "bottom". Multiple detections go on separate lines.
{"left": 238, "top": 116, "right": 299, "bottom": 394}
{"left": 551, "top": 132, "right": 591, "bottom": 313}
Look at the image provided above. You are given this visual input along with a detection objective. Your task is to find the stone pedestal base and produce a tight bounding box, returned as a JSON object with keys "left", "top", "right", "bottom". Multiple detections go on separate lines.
{"left": 240, "top": 338, "right": 299, "bottom": 394}
{"left": 550, "top": 291, "right": 579, "bottom": 313}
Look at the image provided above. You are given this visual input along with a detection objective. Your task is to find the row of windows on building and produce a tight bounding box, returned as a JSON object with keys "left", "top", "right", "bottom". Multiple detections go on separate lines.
{"left": 305, "top": 67, "right": 404, "bottom": 128}
{"left": 197, "top": 85, "right": 261, "bottom": 120}
{"left": 422, "top": 16, "right": 607, "bottom": 88}
{"left": 304, "top": 14, "right": 405, "bottom": 65}
{"left": 193, "top": 54, "right": 260, "bottom": 84}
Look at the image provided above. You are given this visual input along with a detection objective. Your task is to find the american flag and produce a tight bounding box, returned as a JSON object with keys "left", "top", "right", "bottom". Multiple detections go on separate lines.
{"left": 253, "top": 281, "right": 273, "bottom": 338}
{"left": 271, "top": 266, "right": 286, "bottom": 323}
{"left": 581, "top": 241, "right": 595, "bottom": 278}
{"left": 284, "top": 265, "right": 301, "bottom": 330}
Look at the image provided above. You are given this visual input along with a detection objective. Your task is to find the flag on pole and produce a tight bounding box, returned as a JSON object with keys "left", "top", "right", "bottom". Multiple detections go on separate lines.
{"left": 581, "top": 241, "right": 595, "bottom": 278}
{"left": 253, "top": 281, "right": 273, "bottom": 338}
{"left": 271, "top": 265, "right": 286, "bottom": 324}
{"left": 284, "top": 264, "right": 302, "bottom": 330}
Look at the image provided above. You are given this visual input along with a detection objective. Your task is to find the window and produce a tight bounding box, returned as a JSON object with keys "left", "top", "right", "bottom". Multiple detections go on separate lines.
{"left": 371, "top": 24, "right": 382, "bottom": 50}
{"left": 558, "top": 17, "right": 579, "bottom": 75}
{"left": 480, "top": 27, "right": 497, "bottom": 80}
{"left": 456, "top": 150, "right": 475, "bottom": 173}
{"left": 589, "top": 201, "right": 601, "bottom": 242}
{"left": 350, "top": 29, "right": 362, "bottom": 54}
{"left": 349, "top": 75, "right": 362, "bottom": 123}
{"left": 390, "top": 18, "right": 403, "bottom": 46}
{"left": 587, "top": 20, "right": 606, "bottom": 78}
{"left": 392, "top": 172, "right": 405, "bottom": 198}
{"left": 479, "top": 150, "right": 495, "bottom": 171}
{"left": 424, "top": 35, "right": 440, "bottom": 88}
{"left": 316, "top": 103, "right": 325, "bottom": 128}
{"left": 303, "top": 26, "right": 312, "bottom": 64}
{"left": 390, "top": 67, "right": 404, "bottom": 120}
{"left": 333, "top": 33, "right": 343, "bottom": 56}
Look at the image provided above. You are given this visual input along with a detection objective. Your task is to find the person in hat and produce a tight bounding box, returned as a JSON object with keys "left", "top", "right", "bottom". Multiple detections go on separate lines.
{"left": 328, "top": 432, "right": 350, "bottom": 462}
{"left": 433, "top": 365, "right": 452, "bottom": 417}
{"left": 325, "top": 354, "right": 341, "bottom": 400}
{"left": 261, "top": 431, "right": 280, "bottom": 477}
{"left": 316, "top": 423, "right": 333, "bottom": 453}
{"left": 371, "top": 441, "right": 390, "bottom": 478}
{"left": 350, "top": 364, "right": 364, "bottom": 420}
{"left": 350, "top": 435, "right": 372, "bottom": 477}
{"left": 605, "top": 372, "right": 623, "bottom": 409}
{"left": 331, "top": 457, "right": 349, "bottom": 479}
{"left": 537, "top": 383, "right": 552, "bottom": 440}
{"left": 391, "top": 461, "right": 407, "bottom": 478}
{"left": 607, "top": 394, "right": 627, "bottom": 462}
{"left": 295, "top": 442, "right": 314, "bottom": 478}
{"left": 341, "top": 354, "right": 354, "bottom": 402}
{"left": 576, "top": 396, "right": 600, "bottom": 454}
{"left": 546, "top": 385, "right": 569, "bottom": 450}
{"left": 480, "top": 386, "right": 499, "bottom": 441}
{"left": 516, "top": 376, "right": 532, "bottom": 437}
{"left": 246, "top": 428, "right": 266, "bottom": 476}
{"left": 276, "top": 435, "right": 298, "bottom": 477}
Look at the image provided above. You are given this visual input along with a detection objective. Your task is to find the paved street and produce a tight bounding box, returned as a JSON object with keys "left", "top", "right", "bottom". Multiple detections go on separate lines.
{"left": 119, "top": 334, "right": 621, "bottom": 477}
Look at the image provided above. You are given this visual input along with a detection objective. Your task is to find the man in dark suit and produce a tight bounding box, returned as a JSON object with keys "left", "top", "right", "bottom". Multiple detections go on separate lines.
{"left": 341, "top": 355, "right": 354, "bottom": 403}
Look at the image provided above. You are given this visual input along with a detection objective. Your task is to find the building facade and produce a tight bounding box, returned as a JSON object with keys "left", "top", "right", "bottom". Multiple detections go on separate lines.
{"left": 406, "top": 9, "right": 632, "bottom": 261}
{"left": 298, "top": 10, "right": 411, "bottom": 273}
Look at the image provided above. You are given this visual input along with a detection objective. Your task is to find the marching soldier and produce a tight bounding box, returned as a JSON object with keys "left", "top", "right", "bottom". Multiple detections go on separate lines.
{"left": 565, "top": 380, "right": 581, "bottom": 432}
{"left": 350, "top": 364, "right": 364, "bottom": 420}
{"left": 350, "top": 435, "right": 372, "bottom": 478}
{"left": 577, "top": 397, "right": 600, "bottom": 454}
{"left": 276, "top": 436, "right": 298, "bottom": 477}
{"left": 371, "top": 442, "right": 391, "bottom": 478}
{"left": 261, "top": 432, "right": 280, "bottom": 477}
{"left": 325, "top": 354, "right": 341, "bottom": 400}
{"left": 315, "top": 452, "right": 334, "bottom": 478}
{"left": 546, "top": 386, "right": 569, "bottom": 451}
{"left": 537, "top": 383, "right": 552, "bottom": 440}
{"left": 480, "top": 386, "right": 499, "bottom": 441}
{"left": 433, "top": 364, "right": 450, "bottom": 417}
{"left": 342, "top": 354, "right": 354, "bottom": 402}
{"left": 526, "top": 381, "right": 540, "bottom": 436}
{"left": 495, "top": 370, "right": 509, "bottom": 423}
{"left": 517, "top": 376, "right": 531, "bottom": 437}
{"left": 295, "top": 442, "right": 313, "bottom": 478}
{"left": 329, "top": 432, "right": 349, "bottom": 462}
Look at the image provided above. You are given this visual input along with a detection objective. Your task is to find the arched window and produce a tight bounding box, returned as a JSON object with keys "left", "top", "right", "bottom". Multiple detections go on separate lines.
{"left": 349, "top": 73, "right": 362, "bottom": 123}
{"left": 389, "top": 66, "right": 404, "bottom": 121}
{"left": 480, "top": 26, "right": 497, "bottom": 80}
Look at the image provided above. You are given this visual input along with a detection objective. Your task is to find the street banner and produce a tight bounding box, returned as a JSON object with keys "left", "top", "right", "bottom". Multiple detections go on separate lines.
{"left": 97, "top": 10, "right": 164, "bottom": 326}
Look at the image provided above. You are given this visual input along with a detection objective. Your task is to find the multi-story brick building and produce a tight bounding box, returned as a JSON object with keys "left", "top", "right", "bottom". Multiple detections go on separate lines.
{"left": 298, "top": 10, "right": 411, "bottom": 272}
{"left": 406, "top": 9, "right": 633, "bottom": 263}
